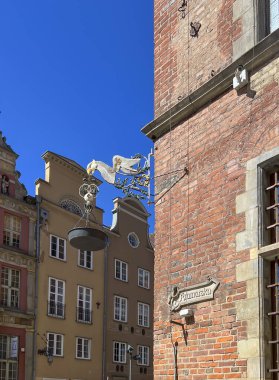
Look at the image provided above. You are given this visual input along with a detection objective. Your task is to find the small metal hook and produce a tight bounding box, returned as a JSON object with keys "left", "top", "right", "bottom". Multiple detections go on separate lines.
{"left": 178, "top": 0, "right": 187, "bottom": 19}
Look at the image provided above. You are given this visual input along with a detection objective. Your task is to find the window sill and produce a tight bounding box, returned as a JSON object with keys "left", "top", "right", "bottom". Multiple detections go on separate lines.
{"left": 113, "top": 361, "right": 127, "bottom": 364}
{"left": 77, "top": 264, "right": 93, "bottom": 271}
{"left": 47, "top": 314, "right": 65, "bottom": 320}
{"left": 0, "top": 244, "right": 31, "bottom": 256}
{"left": 259, "top": 242, "right": 279, "bottom": 260}
{"left": 76, "top": 320, "right": 92, "bottom": 325}
{"left": 138, "top": 285, "right": 150, "bottom": 290}
{"left": 114, "top": 277, "right": 128, "bottom": 283}
{"left": 0, "top": 307, "right": 32, "bottom": 319}
{"left": 49, "top": 255, "right": 67, "bottom": 262}
{"left": 114, "top": 319, "right": 128, "bottom": 324}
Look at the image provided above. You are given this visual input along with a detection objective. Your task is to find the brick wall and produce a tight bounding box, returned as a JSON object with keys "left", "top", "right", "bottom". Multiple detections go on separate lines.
{"left": 153, "top": 28, "right": 279, "bottom": 376}
{"left": 154, "top": 0, "right": 256, "bottom": 117}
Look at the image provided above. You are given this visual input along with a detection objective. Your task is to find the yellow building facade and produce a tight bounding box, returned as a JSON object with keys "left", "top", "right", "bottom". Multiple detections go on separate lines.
{"left": 34, "top": 151, "right": 154, "bottom": 380}
{"left": 35, "top": 152, "right": 104, "bottom": 380}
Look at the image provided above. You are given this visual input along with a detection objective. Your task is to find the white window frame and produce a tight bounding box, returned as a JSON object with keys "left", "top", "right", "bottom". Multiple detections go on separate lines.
{"left": 77, "top": 286, "right": 92, "bottom": 323}
{"left": 270, "top": 0, "right": 279, "bottom": 33}
{"left": 78, "top": 250, "right": 93, "bottom": 270}
{"left": 138, "top": 268, "right": 150, "bottom": 289}
{"left": 137, "top": 345, "right": 149, "bottom": 366}
{"left": 115, "top": 259, "right": 128, "bottom": 282}
{"left": 47, "top": 332, "right": 64, "bottom": 357}
{"left": 50, "top": 234, "right": 66, "bottom": 261}
{"left": 1, "top": 267, "right": 20, "bottom": 308}
{"left": 76, "top": 337, "right": 91, "bottom": 360}
{"left": 114, "top": 296, "right": 128, "bottom": 322}
{"left": 0, "top": 335, "right": 18, "bottom": 380}
{"left": 128, "top": 232, "right": 140, "bottom": 248}
{"left": 3, "top": 214, "right": 21, "bottom": 249}
{"left": 48, "top": 277, "right": 65, "bottom": 318}
{"left": 113, "top": 341, "right": 126, "bottom": 363}
{"left": 138, "top": 302, "right": 150, "bottom": 327}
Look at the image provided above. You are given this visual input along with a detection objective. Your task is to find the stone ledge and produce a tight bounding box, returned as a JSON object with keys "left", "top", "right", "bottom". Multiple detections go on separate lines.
{"left": 142, "top": 28, "right": 279, "bottom": 140}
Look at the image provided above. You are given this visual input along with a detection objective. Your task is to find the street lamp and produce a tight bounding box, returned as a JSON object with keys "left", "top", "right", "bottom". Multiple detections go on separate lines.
{"left": 127, "top": 345, "right": 141, "bottom": 380}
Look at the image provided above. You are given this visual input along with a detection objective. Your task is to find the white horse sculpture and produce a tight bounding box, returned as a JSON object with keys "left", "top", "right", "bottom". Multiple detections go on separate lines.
{"left": 87, "top": 155, "right": 141, "bottom": 184}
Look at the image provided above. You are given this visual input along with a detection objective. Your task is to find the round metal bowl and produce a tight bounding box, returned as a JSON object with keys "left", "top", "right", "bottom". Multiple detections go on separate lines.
{"left": 68, "top": 227, "right": 108, "bottom": 251}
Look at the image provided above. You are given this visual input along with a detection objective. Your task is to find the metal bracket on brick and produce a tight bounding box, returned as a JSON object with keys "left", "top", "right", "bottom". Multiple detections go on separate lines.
{"left": 178, "top": 0, "right": 187, "bottom": 19}
{"left": 190, "top": 22, "right": 201, "bottom": 37}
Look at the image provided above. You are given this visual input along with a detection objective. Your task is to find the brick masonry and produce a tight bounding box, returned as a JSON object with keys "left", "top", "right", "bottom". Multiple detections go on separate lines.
{"left": 155, "top": 0, "right": 256, "bottom": 118}
{"left": 151, "top": 1, "right": 279, "bottom": 379}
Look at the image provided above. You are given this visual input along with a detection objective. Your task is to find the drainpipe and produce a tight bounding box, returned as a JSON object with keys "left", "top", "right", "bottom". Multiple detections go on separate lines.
{"left": 173, "top": 341, "right": 178, "bottom": 380}
{"left": 102, "top": 242, "right": 109, "bottom": 380}
{"left": 32, "top": 195, "right": 41, "bottom": 380}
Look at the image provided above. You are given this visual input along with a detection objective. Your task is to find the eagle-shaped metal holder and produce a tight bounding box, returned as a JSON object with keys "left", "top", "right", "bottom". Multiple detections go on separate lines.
{"left": 68, "top": 176, "right": 108, "bottom": 251}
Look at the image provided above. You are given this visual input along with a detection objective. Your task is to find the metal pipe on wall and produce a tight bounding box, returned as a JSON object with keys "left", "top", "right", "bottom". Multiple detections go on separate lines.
{"left": 32, "top": 195, "right": 41, "bottom": 380}
{"left": 102, "top": 243, "right": 109, "bottom": 380}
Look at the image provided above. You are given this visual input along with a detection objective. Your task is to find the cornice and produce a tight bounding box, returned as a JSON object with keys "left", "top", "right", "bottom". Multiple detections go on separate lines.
{"left": 142, "top": 28, "right": 279, "bottom": 140}
{"left": 0, "top": 194, "right": 36, "bottom": 217}
{"left": 42, "top": 151, "right": 102, "bottom": 185}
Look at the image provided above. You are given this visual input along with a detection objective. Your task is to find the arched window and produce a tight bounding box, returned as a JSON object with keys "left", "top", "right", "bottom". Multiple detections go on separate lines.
{"left": 59, "top": 199, "right": 83, "bottom": 216}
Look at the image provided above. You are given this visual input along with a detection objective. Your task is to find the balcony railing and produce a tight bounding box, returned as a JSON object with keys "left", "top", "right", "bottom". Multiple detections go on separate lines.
{"left": 47, "top": 301, "right": 65, "bottom": 319}
{"left": 76, "top": 307, "right": 92, "bottom": 324}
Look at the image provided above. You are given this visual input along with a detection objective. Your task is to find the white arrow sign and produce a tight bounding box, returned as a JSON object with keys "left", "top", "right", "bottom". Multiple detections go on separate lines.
{"left": 168, "top": 277, "right": 220, "bottom": 311}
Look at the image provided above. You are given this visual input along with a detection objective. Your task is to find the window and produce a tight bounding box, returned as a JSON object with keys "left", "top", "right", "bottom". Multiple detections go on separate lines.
{"left": 3, "top": 215, "right": 21, "bottom": 249}
{"left": 113, "top": 341, "right": 126, "bottom": 363}
{"left": 267, "top": 257, "right": 279, "bottom": 375}
{"left": 138, "top": 302, "right": 150, "bottom": 327}
{"left": 128, "top": 232, "right": 140, "bottom": 248}
{"left": 76, "top": 337, "right": 91, "bottom": 360}
{"left": 114, "top": 296, "right": 127, "bottom": 322}
{"left": 270, "top": 0, "right": 279, "bottom": 32}
{"left": 47, "top": 333, "right": 63, "bottom": 357}
{"left": 115, "top": 259, "right": 128, "bottom": 282}
{"left": 261, "top": 166, "right": 279, "bottom": 245}
{"left": 137, "top": 345, "right": 149, "bottom": 366}
{"left": 138, "top": 268, "right": 150, "bottom": 289}
{"left": 0, "top": 268, "right": 20, "bottom": 309}
{"left": 0, "top": 335, "right": 18, "bottom": 380}
{"left": 60, "top": 199, "right": 83, "bottom": 216}
{"left": 50, "top": 235, "right": 66, "bottom": 261}
{"left": 77, "top": 286, "right": 92, "bottom": 324}
{"left": 48, "top": 277, "right": 65, "bottom": 318}
{"left": 258, "top": 1, "right": 279, "bottom": 40}
{"left": 265, "top": 169, "right": 279, "bottom": 243}
{"left": 78, "top": 251, "right": 93, "bottom": 270}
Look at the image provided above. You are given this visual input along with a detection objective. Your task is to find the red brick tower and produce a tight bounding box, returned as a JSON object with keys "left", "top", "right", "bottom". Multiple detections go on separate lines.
{"left": 143, "top": 1, "right": 279, "bottom": 379}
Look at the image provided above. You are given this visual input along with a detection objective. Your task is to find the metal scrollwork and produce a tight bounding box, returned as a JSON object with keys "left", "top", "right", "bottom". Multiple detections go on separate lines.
{"left": 86, "top": 153, "right": 152, "bottom": 200}
{"left": 79, "top": 178, "right": 99, "bottom": 214}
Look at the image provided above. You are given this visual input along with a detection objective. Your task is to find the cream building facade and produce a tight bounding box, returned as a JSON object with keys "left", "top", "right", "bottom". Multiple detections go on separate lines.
{"left": 34, "top": 151, "right": 154, "bottom": 380}
{"left": 35, "top": 152, "right": 104, "bottom": 380}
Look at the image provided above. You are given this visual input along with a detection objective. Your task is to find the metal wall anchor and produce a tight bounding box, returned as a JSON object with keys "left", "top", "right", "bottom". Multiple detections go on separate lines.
{"left": 178, "top": 0, "right": 187, "bottom": 19}
{"left": 190, "top": 22, "right": 201, "bottom": 37}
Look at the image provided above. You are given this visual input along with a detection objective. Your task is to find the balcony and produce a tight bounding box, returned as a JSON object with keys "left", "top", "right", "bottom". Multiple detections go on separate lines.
{"left": 76, "top": 307, "right": 92, "bottom": 324}
{"left": 47, "top": 301, "right": 65, "bottom": 319}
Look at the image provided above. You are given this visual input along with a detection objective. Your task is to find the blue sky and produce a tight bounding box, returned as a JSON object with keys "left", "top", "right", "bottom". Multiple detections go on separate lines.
{"left": 0, "top": 1, "right": 154, "bottom": 228}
